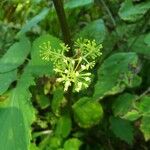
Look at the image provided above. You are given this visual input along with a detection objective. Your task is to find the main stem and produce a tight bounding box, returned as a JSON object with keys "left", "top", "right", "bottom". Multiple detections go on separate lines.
{"left": 52, "top": 0, "right": 73, "bottom": 56}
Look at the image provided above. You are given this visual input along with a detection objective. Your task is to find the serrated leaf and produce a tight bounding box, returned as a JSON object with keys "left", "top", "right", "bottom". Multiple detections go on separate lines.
{"left": 55, "top": 114, "right": 72, "bottom": 138}
{"left": 112, "top": 93, "right": 136, "bottom": 117}
{"left": 140, "top": 116, "right": 150, "bottom": 141}
{"left": 65, "top": 0, "right": 94, "bottom": 9}
{"left": 119, "top": 0, "right": 150, "bottom": 22}
{"left": 0, "top": 37, "right": 31, "bottom": 73}
{"left": 75, "top": 19, "right": 106, "bottom": 44}
{"left": 110, "top": 117, "right": 134, "bottom": 144}
{"left": 0, "top": 70, "right": 17, "bottom": 95}
{"left": 30, "top": 34, "right": 61, "bottom": 76}
{"left": 73, "top": 97, "right": 103, "bottom": 128}
{"left": 18, "top": 8, "right": 49, "bottom": 36}
{"left": 0, "top": 70, "right": 35, "bottom": 150}
{"left": 64, "top": 138, "right": 82, "bottom": 150}
{"left": 94, "top": 52, "right": 141, "bottom": 100}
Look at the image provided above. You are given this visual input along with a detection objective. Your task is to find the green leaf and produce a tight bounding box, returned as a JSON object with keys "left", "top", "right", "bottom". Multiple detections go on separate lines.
{"left": 55, "top": 114, "right": 72, "bottom": 138}
{"left": 51, "top": 87, "right": 65, "bottom": 115}
{"left": 140, "top": 116, "right": 150, "bottom": 141}
{"left": 0, "top": 70, "right": 35, "bottom": 150}
{"left": 30, "top": 34, "right": 61, "bottom": 76}
{"left": 0, "top": 37, "right": 31, "bottom": 73}
{"left": 94, "top": 52, "right": 141, "bottom": 100}
{"left": 128, "top": 34, "right": 150, "bottom": 56}
{"left": 73, "top": 97, "right": 103, "bottom": 128}
{"left": 110, "top": 117, "right": 134, "bottom": 144}
{"left": 112, "top": 93, "right": 136, "bottom": 117}
{"left": 0, "top": 70, "right": 17, "bottom": 95}
{"left": 18, "top": 8, "right": 49, "bottom": 36}
{"left": 75, "top": 19, "right": 106, "bottom": 44}
{"left": 64, "top": 138, "right": 82, "bottom": 150}
{"left": 122, "top": 110, "right": 141, "bottom": 121}
{"left": 65, "top": 0, "right": 94, "bottom": 9}
{"left": 119, "top": 0, "right": 150, "bottom": 22}
{"left": 138, "top": 96, "right": 150, "bottom": 115}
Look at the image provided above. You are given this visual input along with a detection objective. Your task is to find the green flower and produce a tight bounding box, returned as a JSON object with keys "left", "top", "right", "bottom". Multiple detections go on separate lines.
{"left": 40, "top": 38, "right": 102, "bottom": 92}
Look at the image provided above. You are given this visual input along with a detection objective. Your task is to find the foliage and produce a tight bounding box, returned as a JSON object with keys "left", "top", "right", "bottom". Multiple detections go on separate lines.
{"left": 0, "top": 0, "right": 150, "bottom": 150}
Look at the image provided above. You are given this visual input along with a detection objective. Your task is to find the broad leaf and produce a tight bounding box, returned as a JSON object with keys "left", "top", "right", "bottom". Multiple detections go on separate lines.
{"left": 0, "top": 70, "right": 35, "bottom": 150}
{"left": 110, "top": 117, "right": 134, "bottom": 144}
{"left": 119, "top": 0, "right": 150, "bottom": 22}
{"left": 75, "top": 19, "right": 106, "bottom": 44}
{"left": 94, "top": 52, "right": 141, "bottom": 100}
{"left": 0, "top": 37, "right": 31, "bottom": 73}
{"left": 0, "top": 70, "right": 17, "bottom": 95}
{"left": 65, "top": 0, "right": 94, "bottom": 9}
{"left": 73, "top": 97, "right": 103, "bottom": 128}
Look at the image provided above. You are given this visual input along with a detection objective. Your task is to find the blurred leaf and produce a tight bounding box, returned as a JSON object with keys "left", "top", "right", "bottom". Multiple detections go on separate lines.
{"left": 0, "top": 70, "right": 17, "bottom": 95}
{"left": 122, "top": 110, "right": 141, "bottom": 121}
{"left": 65, "top": 0, "right": 94, "bottom": 9}
{"left": 64, "top": 138, "right": 82, "bottom": 150}
{"left": 138, "top": 96, "right": 150, "bottom": 115}
{"left": 0, "top": 37, "right": 31, "bottom": 73}
{"left": 94, "top": 52, "right": 141, "bottom": 100}
{"left": 55, "top": 114, "right": 72, "bottom": 138}
{"left": 75, "top": 19, "right": 107, "bottom": 44}
{"left": 18, "top": 8, "right": 49, "bottom": 36}
{"left": 112, "top": 93, "right": 136, "bottom": 117}
{"left": 110, "top": 117, "right": 134, "bottom": 144}
{"left": 140, "top": 116, "right": 150, "bottom": 141}
{"left": 119, "top": 0, "right": 150, "bottom": 22}
{"left": 73, "top": 97, "right": 103, "bottom": 128}
{"left": 128, "top": 34, "right": 150, "bottom": 56}
{"left": 51, "top": 87, "right": 65, "bottom": 115}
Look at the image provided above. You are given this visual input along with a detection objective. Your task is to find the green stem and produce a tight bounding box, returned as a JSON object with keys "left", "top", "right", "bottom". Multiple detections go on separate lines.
{"left": 52, "top": 0, "right": 73, "bottom": 56}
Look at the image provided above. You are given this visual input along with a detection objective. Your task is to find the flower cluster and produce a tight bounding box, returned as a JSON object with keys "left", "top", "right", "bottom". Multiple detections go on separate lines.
{"left": 40, "top": 38, "right": 102, "bottom": 92}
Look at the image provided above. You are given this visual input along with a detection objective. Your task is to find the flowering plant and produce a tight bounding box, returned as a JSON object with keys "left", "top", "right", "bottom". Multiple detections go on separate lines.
{"left": 40, "top": 38, "right": 102, "bottom": 92}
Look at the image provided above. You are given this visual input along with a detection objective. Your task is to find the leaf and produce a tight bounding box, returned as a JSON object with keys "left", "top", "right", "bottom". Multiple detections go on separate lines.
{"left": 112, "top": 93, "right": 136, "bottom": 117}
{"left": 0, "top": 37, "right": 31, "bottom": 73}
{"left": 94, "top": 52, "right": 141, "bottom": 100}
{"left": 119, "top": 0, "right": 150, "bottom": 22}
{"left": 18, "top": 8, "right": 49, "bottom": 36}
{"left": 51, "top": 87, "right": 65, "bottom": 115}
{"left": 64, "top": 138, "right": 82, "bottom": 150}
{"left": 128, "top": 34, "right": 150, "bottom": 56}
{"left": 138, "top": 96, "right": 150, "bottom": 115}
{"left": 72, "top": 97, "right": 103, "bottom": 128}
{"left": 75, "top": 19, "right": 107, "bottom": 44}
{"left": 65, "top": 0, "right": 94, "bottom": 9}
{"left": 0, "top": 70, "right": 17, "bottom": 95}
{"left": 140, "top": 116, "right": 150, "bottom": 141}
{"left": 55, "top": 114, "right": 72, "bottom": 138}
{"left": 122, "top": 110, "right": 141, "bottom": 121}
{"left": 110, "top": 117, "right": 134, "bottom": 144}
{"left": 30, "top": 34, "right": 61, "bottom": 76}
{"left": 0, "top": 70, "right": 35, "bottom": 150}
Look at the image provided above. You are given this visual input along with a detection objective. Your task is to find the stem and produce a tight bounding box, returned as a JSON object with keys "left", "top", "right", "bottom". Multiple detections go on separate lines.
{"left": 99, "top": 0, "right": 116, "bottom": 27}
{"left": 52, "top": 0, "right": 73, "bottom": 56}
